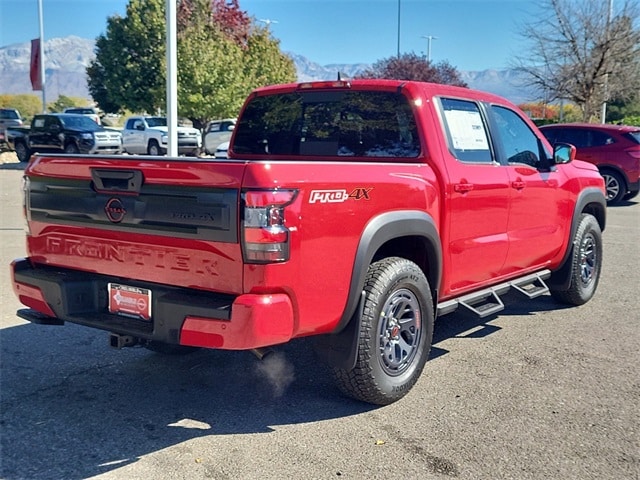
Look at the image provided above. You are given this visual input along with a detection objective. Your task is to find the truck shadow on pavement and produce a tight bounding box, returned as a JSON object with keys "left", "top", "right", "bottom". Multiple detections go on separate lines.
{"left": 1, "top": 291, "right": 569, "bottom": 479}
{"left": 430, "top": 290, "right": 573, "bottom": 360}
{"left": 0, "top": 321, "right": 372, "bottom": 480}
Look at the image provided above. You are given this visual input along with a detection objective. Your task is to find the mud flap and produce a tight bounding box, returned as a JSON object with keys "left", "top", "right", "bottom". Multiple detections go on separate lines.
{"left": 312, "top": 291, "right": 364, "bottom": 371}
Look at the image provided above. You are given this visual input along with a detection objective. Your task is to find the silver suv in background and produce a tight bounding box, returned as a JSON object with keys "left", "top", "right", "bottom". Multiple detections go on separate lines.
{"left": 0, "top": 108, "right": 23, "bottom": 128}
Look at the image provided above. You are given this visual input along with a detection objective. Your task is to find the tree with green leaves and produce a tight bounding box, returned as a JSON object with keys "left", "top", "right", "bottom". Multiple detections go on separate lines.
{"left": 88, "top": 0, "right": 166, "bottom": 114}
{"left": 357, "top": 52, "right": 467, "bottom": 87}
{"left": 47, "top": 95, "right": 88, "bottom": 113}
{"left": 87, "top": 0, "right": 296, "bottom": 126}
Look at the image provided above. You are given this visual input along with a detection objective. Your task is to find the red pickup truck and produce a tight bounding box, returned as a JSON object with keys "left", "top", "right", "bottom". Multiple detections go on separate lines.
{"left": 11, "top": 79, "right": 606, "bottom": 405}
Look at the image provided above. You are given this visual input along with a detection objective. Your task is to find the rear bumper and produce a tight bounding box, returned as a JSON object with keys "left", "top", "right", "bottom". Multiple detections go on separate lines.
{"left": 11, "top": 258, "right": 294, "bottom": 350}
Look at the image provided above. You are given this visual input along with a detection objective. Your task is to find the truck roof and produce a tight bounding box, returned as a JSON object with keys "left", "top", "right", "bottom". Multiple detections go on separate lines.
{"left": 249, "top": 79, "right": 516, "bottom": 107}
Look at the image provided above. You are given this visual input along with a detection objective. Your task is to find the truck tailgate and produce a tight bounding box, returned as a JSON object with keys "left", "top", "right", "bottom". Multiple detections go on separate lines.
{"left": 23, "top": 155, "right": 246, "bottom": 294}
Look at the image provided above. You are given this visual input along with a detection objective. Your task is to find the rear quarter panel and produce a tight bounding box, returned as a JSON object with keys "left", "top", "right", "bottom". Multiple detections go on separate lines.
{"left": 241, "top": 160, "right": 440, "bottom": 336}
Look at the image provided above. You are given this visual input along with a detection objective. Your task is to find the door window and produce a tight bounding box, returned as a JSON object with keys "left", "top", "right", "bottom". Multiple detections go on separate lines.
{"left": 490, "top": 106, "right": 543, "bottom": 167}
{"left": 550, "top": 128, "right": 588, "bottom": 148}
{"left": 439, "top": 98, "right": 493, "bottom": 163}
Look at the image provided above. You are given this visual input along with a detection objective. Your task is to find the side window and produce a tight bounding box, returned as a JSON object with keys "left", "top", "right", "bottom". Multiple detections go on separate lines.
{"left": 44, "top": 116, "right": 60, "bottom": 130}
{"left": 439, "top": 98, "right": 493, "bottom": 163}
{"left": 33, "top": 117, "right": 45, "bottom": 128}
{"left": 491, "top": 106, "right": 541, "bottom": 167}
{"left": 589, "top": 130, "right": 615, "bottom": 147}
{"left": 556, "top": 129, "right": 588, "bottom": 148}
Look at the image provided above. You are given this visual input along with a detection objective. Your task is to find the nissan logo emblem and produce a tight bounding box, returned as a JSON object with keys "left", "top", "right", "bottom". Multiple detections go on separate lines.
{"left": 105, "top": 198, "right": 126, "bottom": 223}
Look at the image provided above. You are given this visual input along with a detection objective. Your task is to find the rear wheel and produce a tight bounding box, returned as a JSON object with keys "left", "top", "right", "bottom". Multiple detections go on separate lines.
{"left": 550, "top": 214, "right": 602, "bottom": 306}
{"left": 333, "top": 257, "right": 434, "bottom": 405}
{"left": 14, "top": 141, "right": 31, "bottom": 162}
{"left": 601, "top": 170, "right": 626, "bottom": 205}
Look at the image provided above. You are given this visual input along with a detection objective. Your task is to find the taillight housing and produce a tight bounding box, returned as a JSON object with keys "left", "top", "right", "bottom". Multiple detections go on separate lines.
{"left": 242, "top": 189, "right": 297, "bottom": 263}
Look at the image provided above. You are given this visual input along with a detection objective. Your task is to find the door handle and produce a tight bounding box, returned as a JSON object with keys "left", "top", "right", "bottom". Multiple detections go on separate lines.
{"left": 511, "top": 180, "right": 526, "bottom": 190}
{"left": 454, "top": 183, "right": 474, "bottom": 193}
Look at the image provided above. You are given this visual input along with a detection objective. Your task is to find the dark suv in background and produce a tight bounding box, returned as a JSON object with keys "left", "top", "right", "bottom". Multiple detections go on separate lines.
{"left": 540, "top": 123, "right": 640, "bottom": 204}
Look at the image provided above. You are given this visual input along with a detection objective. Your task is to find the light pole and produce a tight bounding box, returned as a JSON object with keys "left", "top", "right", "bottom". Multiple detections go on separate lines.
{"left": 397, "top": 0, "right": 401, "bottom": 57}
{"left": 421, "top": 35, "right": 438, "bottom": 63}
{"left": 258, "top": 18, "right": 279, "bottom": 28}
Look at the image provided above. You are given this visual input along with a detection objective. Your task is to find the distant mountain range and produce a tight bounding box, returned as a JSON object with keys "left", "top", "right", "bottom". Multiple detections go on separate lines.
{"left": 0, "top": 36, "right": 541, "bottom": 105}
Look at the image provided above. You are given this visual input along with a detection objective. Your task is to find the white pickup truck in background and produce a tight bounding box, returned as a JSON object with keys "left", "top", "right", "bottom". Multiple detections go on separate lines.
{"left": 122, "top": 116, "right": 202, "bottom": 156}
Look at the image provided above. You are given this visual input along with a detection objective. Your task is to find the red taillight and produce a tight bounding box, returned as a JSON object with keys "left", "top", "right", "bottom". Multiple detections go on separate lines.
{"left": 242, "top": 189, "right": 297, "bottom": 263}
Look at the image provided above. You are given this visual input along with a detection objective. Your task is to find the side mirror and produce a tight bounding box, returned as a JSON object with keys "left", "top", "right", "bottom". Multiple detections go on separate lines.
{"left": 553, "top": 142, "right": 576, "bottom": 164}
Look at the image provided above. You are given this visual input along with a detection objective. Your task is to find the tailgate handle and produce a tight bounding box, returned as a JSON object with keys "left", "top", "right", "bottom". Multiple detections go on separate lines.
{"left": 91, "top": 169, "right": 143, "bottom": 193}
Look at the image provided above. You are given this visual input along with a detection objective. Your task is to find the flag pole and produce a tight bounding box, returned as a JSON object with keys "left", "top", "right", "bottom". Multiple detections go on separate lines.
{"left": 165, "top": 0, "right": 177, "bottom": 157}
{"left": 37, "top": 0, "right": 46, "bottom": 112}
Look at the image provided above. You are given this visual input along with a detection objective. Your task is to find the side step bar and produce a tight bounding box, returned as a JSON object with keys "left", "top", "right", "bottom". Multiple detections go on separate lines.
{"left": 437, "top": 270, "right": 551, "bottom": 319}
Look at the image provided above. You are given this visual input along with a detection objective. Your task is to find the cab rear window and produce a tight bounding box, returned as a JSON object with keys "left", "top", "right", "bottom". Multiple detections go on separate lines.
{"left": 233, "top": 90, "right": 420, "bottom": 158}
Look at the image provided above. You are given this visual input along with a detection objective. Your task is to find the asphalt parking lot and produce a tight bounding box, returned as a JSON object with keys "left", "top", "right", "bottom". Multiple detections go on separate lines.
{"left": 0, "top": 159, "right": 638, "bottom": 480}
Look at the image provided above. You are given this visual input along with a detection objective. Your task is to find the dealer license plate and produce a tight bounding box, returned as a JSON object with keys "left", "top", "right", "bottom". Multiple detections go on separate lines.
{"left": 108, "top": 283, "right": 152, "bottom": 321}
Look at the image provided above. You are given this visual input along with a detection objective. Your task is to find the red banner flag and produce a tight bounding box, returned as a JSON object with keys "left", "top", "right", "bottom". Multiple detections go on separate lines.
{"left": 30, "top": 38, "right": 42, "bottom": 91}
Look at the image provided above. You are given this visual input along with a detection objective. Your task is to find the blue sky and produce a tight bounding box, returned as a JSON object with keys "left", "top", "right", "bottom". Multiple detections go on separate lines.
{"left": 0, "top": 0, "right": 538, "bottom": 71}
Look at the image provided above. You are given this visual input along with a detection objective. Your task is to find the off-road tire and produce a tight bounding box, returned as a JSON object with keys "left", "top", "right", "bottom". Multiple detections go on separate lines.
{"left": 550, "top": 213, "right": 602, "bottom": 306}
{"left": 601, "top": 169, "right": 626, "bottom": 205}
{"left": 333, "top": 257, "right": 434, "bottom": 405}
{"left": 144, "top": 341, "right": 200, "bottom": 355}
{"left": 14, "top": 141, "right": 31, "bottom": 162}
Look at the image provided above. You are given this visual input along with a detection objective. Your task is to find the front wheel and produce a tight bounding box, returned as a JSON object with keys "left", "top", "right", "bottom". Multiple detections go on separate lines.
{"left": 601, "top": 170, "right": 626, "bottom": 205}
{"left": 64, "top": 142, "right": 79, "bottom": 154}
{"left": 147, "top": 140, "right": 164, "bottom": 156}
{"left": 550, "top": 213, "right": 602, "bottom": 306}
{"left": 333, "top": 257, "right": 434, "bottom": 405}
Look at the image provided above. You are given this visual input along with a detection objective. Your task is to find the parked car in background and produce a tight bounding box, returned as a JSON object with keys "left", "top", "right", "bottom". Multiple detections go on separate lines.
{"left": 8, "top": 113, "right": 122, "bottom": 162}
{"left": 214, "top": 140, "right": 229, "bottom": 158}
{"left": 540, "top": 123, "right": 640, "bottom": 204}
{"left": 122, "top": 116, "right": 201, "bottom": 156}
{"left": 0, "top": 108, "right": 23, "bottom": 129}
{"left": 63, "top": 107, "right": 101, "bottom": 125}
{"left": 203, "top": 118, "right": 235, "bottom": 155}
